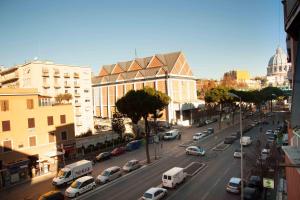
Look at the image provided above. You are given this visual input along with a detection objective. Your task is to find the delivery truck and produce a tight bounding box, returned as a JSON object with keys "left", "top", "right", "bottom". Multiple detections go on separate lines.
{"left": 240, "top": 136, "right": 252, "bottom": 146}
{"left": 52, "top": 160, "right": 93, "bottom": 187}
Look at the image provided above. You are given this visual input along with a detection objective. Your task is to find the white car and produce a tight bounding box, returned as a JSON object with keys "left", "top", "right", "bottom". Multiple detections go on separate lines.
{"left": 122, "top": 159, "right": 141, "bottom": 172}
{"left": 193, "top": 132, "right": 206, "bottom": 140}
{"left": 265, "top": 130, "right": 274, "bottom": 135}
{"left": 142, "top": 187, "right": 167, "bottom": 200}
{"left": 96, "top": 166, "right": 122, "bottom": 184}
{"left": 65, "top": 176, "right": 96, "bottom": 198}
{"left": 233, "top": 149, "right": 243, "bottom": 158}
{"left": 261, "top": 148, "right": 270, "bottom": 156}
{"left": 185, "top": 146, "right": 205, "bottom": 156}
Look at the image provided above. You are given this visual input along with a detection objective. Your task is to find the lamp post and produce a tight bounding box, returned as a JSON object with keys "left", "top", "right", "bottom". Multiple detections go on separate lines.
{"left": 229, "top": 92, "right": 243, "bottom": 200}
{"left": 270, "top": 93, "right": 276, "bottom": 113}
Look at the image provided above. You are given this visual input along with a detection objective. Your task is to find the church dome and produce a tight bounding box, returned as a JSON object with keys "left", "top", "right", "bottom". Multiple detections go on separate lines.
{"left": 268, "top": 47, "right": 288, "bottom": 67}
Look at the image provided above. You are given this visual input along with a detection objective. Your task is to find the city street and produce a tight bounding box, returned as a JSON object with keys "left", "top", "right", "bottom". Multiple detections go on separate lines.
{"left": 0, "top": 112, "right": 283, "bottom": 200}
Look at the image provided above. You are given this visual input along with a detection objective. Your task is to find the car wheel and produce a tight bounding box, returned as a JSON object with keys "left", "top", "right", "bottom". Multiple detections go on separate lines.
{"left": 75, "top": 193, "right": 79, "bottom": 197}
{"left": 92, "top": 185, "right": 96, "bottom": 190}
{"left": 186, "top": 151, "right": 189, "bottom": 155}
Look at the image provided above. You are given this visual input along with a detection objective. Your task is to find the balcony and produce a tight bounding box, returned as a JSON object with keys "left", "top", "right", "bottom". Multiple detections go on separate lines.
{"left": 64, "top": 83, "right": 71, "bottom": 88}
{"left": 54, "top": 72, "right": 60, "bottom": 77}
{"left": 0, "top": 72, "right": 19, "bottom": 84}
{"left": 75, "top": 103, "right": 81, "bottom": 107}
{"left": 42, "top": 71, "right": 49, "bottom": 77}
{"left": 64, "top": 73, "right": 70, "bottom": 78}
{"left": 74, "top": 83, "right": 80, "bottom": 88}
{"left": 54, "top": 84, "right": 61, "bottom": 89}
{"left": 74, "top": 73, "right": 80, "bottom": 79}
{"left": 43, "top": 83, "right": 50, "bottom": 88}
{"left": 76, "top": 121, "right": 83, "bottom": 126}
{"left": 74, "top": 93, "right": 81, "bottom": 97}
{"left": 75, "top": 110, "right": 82, "bottom": 116}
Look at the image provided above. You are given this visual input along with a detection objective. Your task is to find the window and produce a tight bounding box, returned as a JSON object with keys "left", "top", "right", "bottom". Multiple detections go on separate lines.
{"left": 84, "top": 89, "right": 89, "bottom": 93}
{"left": 65, "top": 90, "right": 68, "bottom": 93}
{"left": 47, "top": 116, "right": 54, "bottom": 126}
{"left": 0, "top": 100, "right": 9, "bottom": 111}
{"left": 29, "top": 136, "right": 36, "bottom": 147}
{"left": 49, "top": 132, "right": 55, "bottom": 143}
{"left": 60, "top": 115, "right": 66, "bottom": 124}
{"left": 27, "top": 99, "right": 34, "bottom": 109}
{"left": 28, "top": 118, "right": 35, "bottom": 128}
{"left": 2, "top": 120, "right": 11, "bottom": 132}
{"left": 3, "top": 140, "right": 12, "bottom": 152}
{"left": 61, "top": 131, "right": 67, "bottom": 140}
{"left": 85, "top": 99, "right": 90, "bottom": 102}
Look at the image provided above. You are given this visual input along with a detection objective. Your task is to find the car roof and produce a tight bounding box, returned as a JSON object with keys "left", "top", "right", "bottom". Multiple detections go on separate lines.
{"left": 195, "top": 132, "right": 204, "bottom": 135}
{"left": 106, "top": 166, "right": 120, "bottom": 171}
{"left": 145, "top": 187, "right": 163, "bottom": 194}
{"left": 128, "top": 159, "right": 138, "bottom": 163}
{"left": 187, "top": 146, "right": 200, "bottom": 149}
{"left": 75, "top": 175, "right": 93, "bottom": 182}
{"left": 229, "top": 177, "right": 241, "bottom": 184}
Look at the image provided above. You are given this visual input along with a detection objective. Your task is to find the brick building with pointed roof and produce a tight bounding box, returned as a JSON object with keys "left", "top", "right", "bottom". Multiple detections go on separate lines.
{"left": 92, "top": 51, "right": 199, "bottom": 124}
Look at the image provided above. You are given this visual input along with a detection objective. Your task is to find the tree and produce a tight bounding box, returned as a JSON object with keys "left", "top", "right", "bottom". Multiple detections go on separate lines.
{"left": 55, "top": 93, "right": 73, "bottom": 104}
{"left": 55, "top": 94, "right": 64, "bottom": 104}
{"left": 116, "top": 87, "right": 170, "bottom": 163}
{"left": 111, "top": 112, "right": 126, "bottom": 138}
{"left": 205, "top": 86, "right": 233, "bottom": 129}
{"left": 63, "top": 93, "right": 73, "bottom": 102}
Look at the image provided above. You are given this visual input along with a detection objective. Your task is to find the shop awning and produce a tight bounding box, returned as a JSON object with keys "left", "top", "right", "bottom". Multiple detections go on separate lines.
{"left": 45, "top": 151, "right": 64, "bottom": 158}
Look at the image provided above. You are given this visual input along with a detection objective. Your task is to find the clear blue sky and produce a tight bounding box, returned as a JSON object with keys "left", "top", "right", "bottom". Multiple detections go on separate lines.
{"left": 0, "top": 0, "right": 286, "bottom": 79}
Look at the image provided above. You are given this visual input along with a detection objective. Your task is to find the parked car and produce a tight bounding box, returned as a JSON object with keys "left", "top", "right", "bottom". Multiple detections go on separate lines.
{"left": 207, "top": 128, "right": 214, "bottom": 134}
{"left": 226, "top": 177, "right": 242, "bottom": 194}
{"left": 122, "top": 159, "right": 141, "bottom": 172}
{"left": 64, "top": 176, "right": 96, "bottom": 198}
{"left": 243, "top": 187, "right": 260, "bottom": 200}
{"left": 248, "top": 175, "right": 263, "bottom": 191}
{"left": 163, "top": 129, "right": 180, "bottom": 140}
{"left": 261, "top": 148, "right": 270, "bottom": 157}
{"left": 95, "top": 152, "right": 111, "bottom": 162}
{"left": 265, "top": 130, "right": 274, "bottom": 135}
{"left": 233, "top": 149, "right": 244, "bottom": 158}
{"left": 126, "top": 140, "right": 142, "bottom": 151}
{"left": 96, "top": 166, "right": 122, "bottom": 184}
{"left": 38, "top": 191, "right": 64, "bottom": 200}
{"left": 224, "top": 136, "right": 236, "bottom": 144}
{"left": 142, "top": 187, "right": 167, "bottom": 200}
{"left": 185, "top": 146, "right": 205, "bottom": 156}
{"left": 198, "top": 120, "right": 206, "bottom": 127}
{"left": 267, "top": 135, "right": 276, "bottom": 143}
{"left": 162, "top": 167, "right": 186, "bottom": 188}
{"left": 111, "top": 147, "right": 126, "bottom": 156}
{"left": 193, "top": 132, "right": 206, "bottom": 141}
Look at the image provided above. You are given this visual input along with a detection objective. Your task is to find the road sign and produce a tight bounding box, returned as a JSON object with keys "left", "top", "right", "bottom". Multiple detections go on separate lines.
{"left": 263, "top": 178, "right": 274, "bottom": 189}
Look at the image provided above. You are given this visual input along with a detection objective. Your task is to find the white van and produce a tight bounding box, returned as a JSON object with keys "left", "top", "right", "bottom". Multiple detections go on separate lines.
{"left": 52, "top": 160, "right": 93, "bottom": 187}
{"left": 65, "top": 176, "right": 96, "bottom": 198}
{"left": 240, "top": 136, "right": 252, "bottom": 146}
{"left": 162, "top": 167, "right": 186, "bottom": 188}
{"left": 163, "top": 129, "right": 180, "bottom": 140}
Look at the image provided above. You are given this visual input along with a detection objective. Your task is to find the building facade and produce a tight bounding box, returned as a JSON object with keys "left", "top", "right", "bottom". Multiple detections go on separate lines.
{"left": 282, "top": 0, "right": 300, "bottom": 200}
{"left": 92, "top": 51, "right": 198, "bottom": 124}
{"left": 0, "top": 88, "right": 75, "bottom": 188}
{"left": 0, "top": 60, "right": 93, "bottom": 135}
{"left": 266, "top": 47, "right": 291, "bottom": 88}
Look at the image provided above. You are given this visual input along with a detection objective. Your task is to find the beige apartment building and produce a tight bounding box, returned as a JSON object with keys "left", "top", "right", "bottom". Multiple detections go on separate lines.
{"left": 92, "top": 51, "right": 198, "bottom": 124}
{"left": 0, "top": 60, "right": 93, "bottom": 135}
{"left": 0, "top": 88, "right": 75, "bottom": 188}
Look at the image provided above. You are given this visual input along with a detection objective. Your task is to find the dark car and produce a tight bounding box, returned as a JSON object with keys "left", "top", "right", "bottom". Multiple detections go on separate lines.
{"left": 38, "top": 191, "right": 64, "bottom": 200}
{"left": 224, "top": 136, "right": 236, "bottom": 144}
{"left": 95, "top": 152, "right": 111, "bottom": 161}
{"left": 207, "top": 128, "right": 214, "bottom": 134}
{"left": 126, "top": 140, "right": 142, "bottom": 151}
{"left": 111, "top": 147, "right": 126, "bottom": 156}
{"left": 198, "top": 121, "right": 206, "bottom": 127}
{"left": 243, "top": 187, "right": 260, "bottom": 200}
{"left": 248, "top": 176, "right": 263, "bottom": 191}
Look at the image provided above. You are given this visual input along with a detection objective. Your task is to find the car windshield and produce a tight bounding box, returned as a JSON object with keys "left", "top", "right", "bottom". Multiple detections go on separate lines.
{"left": 57, "top": 170, "right": 68, "bottom": 178}
{"left": 165, "top": 133, "right": 172, "bottom": 136}
{"left": 229, "top": 182, "right": 239, "bottom": 187}
{"left": 143, "top": 193, "right": 152, "bottom": 198}
{"left": 126, "top": 161, "right": 134, "bottom": 166}
{"left": 101, "top": 170, "right": 110, "bottom": 176}
{"left": 71, "top": 181, "right": 81, "bottom": 188}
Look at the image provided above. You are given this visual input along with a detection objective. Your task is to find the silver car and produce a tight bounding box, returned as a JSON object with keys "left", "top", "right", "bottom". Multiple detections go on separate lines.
{"left": 122, "top": 159, "right": 141, "bottom": 172}
{"left": 96, "top": 166, "right": 122, "bottom": 184}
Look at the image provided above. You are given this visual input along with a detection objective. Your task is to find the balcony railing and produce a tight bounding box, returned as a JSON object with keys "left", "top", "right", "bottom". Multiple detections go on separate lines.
{"left": 76, "top": 121, "right": 83, "bottom": 126}
{"left": 75, "top": 103, "right": 81, "bottom": 107}
{"left": 74, "top": 83, "right": 80, "bottom": 88}
{"left": 74, "top": 93, "right": 81, "bottom": 97}
{"left": 75, "top": 110, "right": 82, "bottom": 116}
{"left": 64, "top": 73, "right": 70, "bottom": 78}
{"left": 43, "top": 83, "right": 50, "bottom": 88}
{"left": 42, "top": 71, "right": 49, "bottom": 77}
{"left": 64, "top": 83, "right": 71, "bottom": 88}
{"left": 0, "top": 72, "right": 19, "bottom": 84}
{"left": 54, "top": 72, "right": 60, "bottom": 77}
{"left": 74, "top": 73, "right": 80, "bottom": 78}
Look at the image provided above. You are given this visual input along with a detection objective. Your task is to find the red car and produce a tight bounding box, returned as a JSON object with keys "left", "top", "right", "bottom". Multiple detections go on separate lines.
{"left": 111, "top": 147, "right": 126, "bottom": 156}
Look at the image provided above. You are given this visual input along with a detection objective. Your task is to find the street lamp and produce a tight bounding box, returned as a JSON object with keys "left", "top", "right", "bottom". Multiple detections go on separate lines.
{"left": 270, "top": 93, "right": 276, "bottom": 113}
{"left": 229, "top": 92, "right": 243, "bottom": 200}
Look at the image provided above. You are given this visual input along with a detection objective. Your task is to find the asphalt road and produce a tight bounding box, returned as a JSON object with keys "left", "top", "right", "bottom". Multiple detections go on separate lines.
{"left": 1, "top": 112, "right": 283, "bottom": 200}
